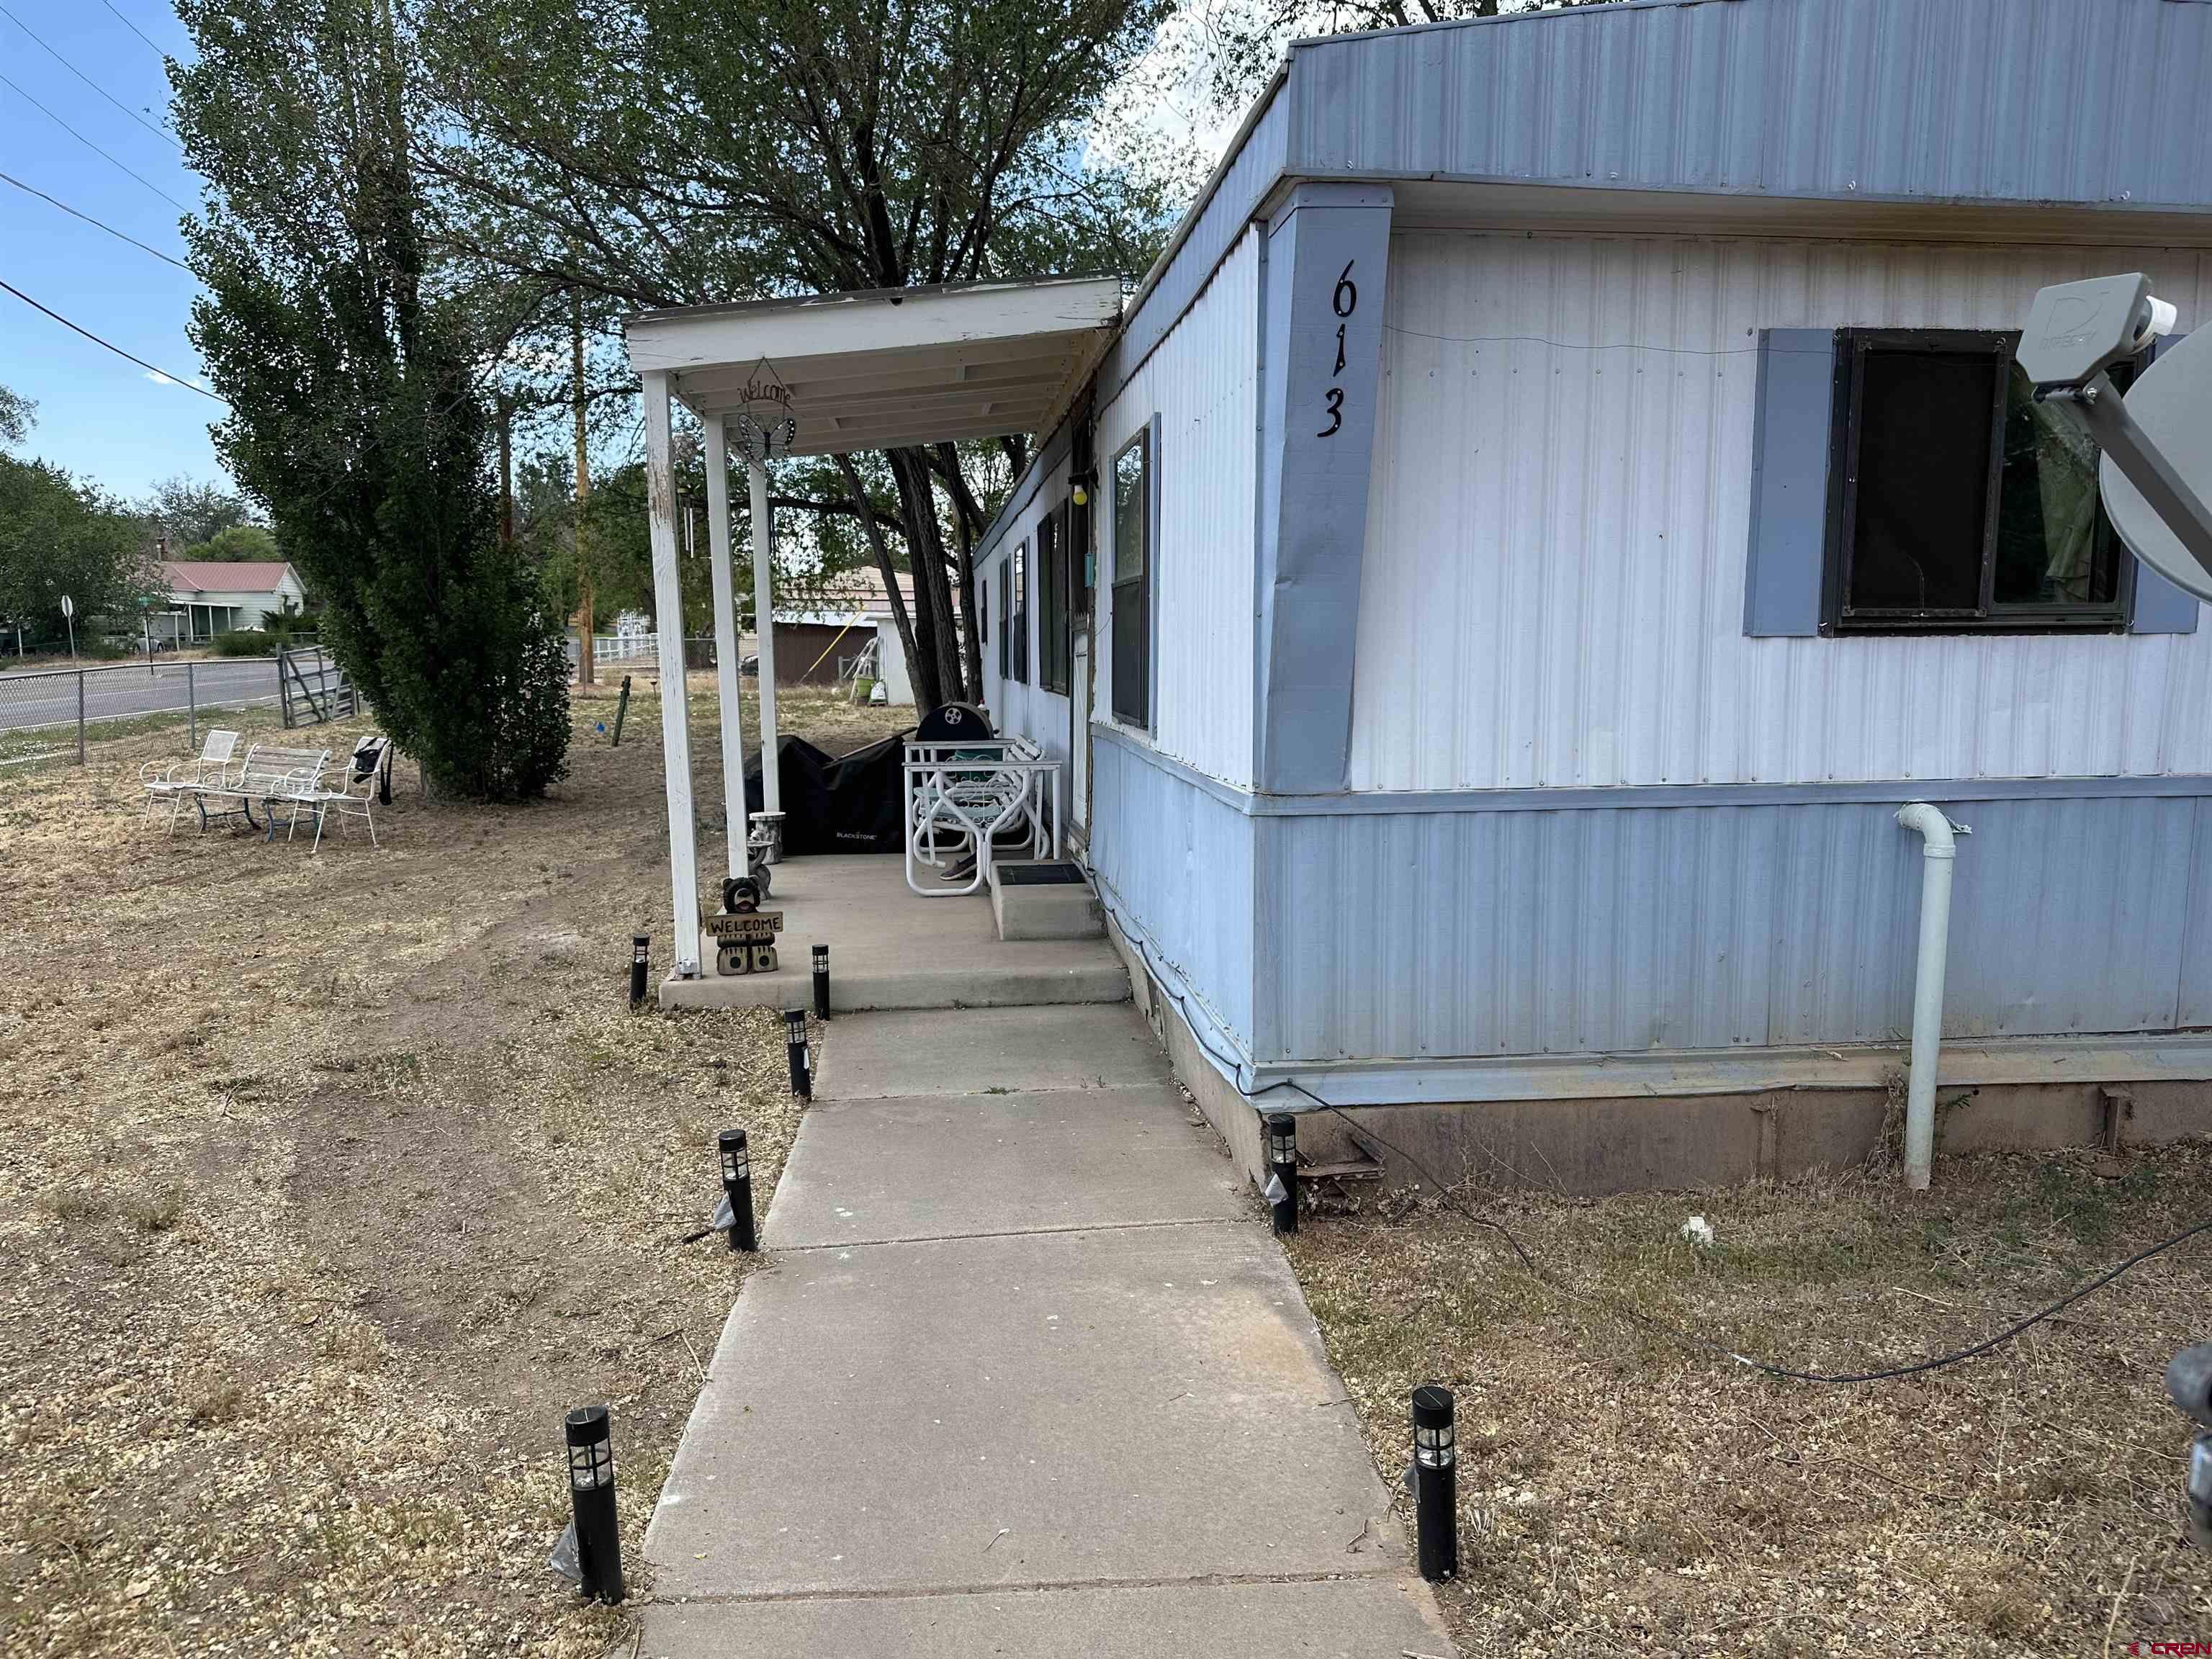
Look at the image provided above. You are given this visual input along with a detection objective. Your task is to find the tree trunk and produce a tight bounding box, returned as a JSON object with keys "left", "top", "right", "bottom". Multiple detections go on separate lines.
{"left": 887, "top": 446, "right": 963, "bottom": 709}
{"left": 932, "top": 443, "right": 985, "bottom": 699}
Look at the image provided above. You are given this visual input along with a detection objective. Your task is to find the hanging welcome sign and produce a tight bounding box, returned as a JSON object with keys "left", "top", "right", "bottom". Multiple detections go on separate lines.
{"left": 732, "top": 356, "right": 798, "bottom": 461}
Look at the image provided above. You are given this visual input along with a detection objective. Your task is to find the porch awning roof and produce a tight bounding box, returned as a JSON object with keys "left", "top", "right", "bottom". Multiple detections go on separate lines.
{"left": 622, "top": 275, "right": 1124, "bottom": 456}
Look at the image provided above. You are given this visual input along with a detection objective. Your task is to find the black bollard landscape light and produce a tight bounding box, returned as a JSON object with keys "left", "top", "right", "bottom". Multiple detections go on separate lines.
{"left": 718, "top": 1128, "right": 757, "bottom": 1253}
{"left": 629, "top": 935, "right": 649, "bottom": 1007}
{"left": 785, "top": 1007, "right": 811, "bottom": 1100}
{"left": 564, "top": 1404, "right": 625, "bottom": 1604}
{"left": 1412, "top": 1385, "right": 1459, "bottom": 1582}
{"left": 1264, "top": 1112, "right": 1299, "bottom": 1236}
{"left": 811, "top": 945, "right": 831, "bottom": 1020}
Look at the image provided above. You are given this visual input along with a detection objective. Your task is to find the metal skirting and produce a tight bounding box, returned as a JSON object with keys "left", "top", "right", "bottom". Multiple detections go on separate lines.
{"left": 1087, "top": 731, "right": 2212, "bottom": 1073}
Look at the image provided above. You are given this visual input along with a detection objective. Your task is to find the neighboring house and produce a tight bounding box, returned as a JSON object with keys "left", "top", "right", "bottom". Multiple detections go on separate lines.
{"left": 968, "top": 0, "right": 2212, "bottom": 1184}
{"left": 160, "top": 560, "right": 309, "bottom": 642}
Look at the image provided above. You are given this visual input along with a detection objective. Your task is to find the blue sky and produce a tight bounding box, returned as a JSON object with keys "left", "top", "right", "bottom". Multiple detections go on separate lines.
{"left": 0, "top": 1, "right": 1228, "bottom": 509}
{"left": 0, "top": 0, "right": 218, "bottom": 502}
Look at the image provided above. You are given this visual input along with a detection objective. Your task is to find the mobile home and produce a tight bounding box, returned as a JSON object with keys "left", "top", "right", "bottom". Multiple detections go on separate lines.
{"left": 970, "top": 0, "right": 2212, "bottom": 1187}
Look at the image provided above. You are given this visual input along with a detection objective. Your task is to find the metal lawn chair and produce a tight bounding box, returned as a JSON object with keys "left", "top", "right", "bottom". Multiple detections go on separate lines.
{"left": 308, "top": 734, "right": 390, "bottom": 850}
{"left": 142, "top": 729, "right": 241, "bottom": 836}
{"left": 903, "top": 735, "right": 1060, "bottom": 896}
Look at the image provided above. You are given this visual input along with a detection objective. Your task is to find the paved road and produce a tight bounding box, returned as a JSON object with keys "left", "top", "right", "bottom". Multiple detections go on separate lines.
{"left": 0, "top": 659, "right": 285, "bottom": 732}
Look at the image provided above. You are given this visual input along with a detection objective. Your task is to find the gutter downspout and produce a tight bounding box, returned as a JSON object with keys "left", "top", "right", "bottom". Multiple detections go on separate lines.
{"left": 1895, "top": 803, "right": 1970, "bottom": 1191}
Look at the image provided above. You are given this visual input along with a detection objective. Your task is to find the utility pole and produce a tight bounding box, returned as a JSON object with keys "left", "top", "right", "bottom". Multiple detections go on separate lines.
{"left": 573, "top": 291, "right": 595, "bottom": 687}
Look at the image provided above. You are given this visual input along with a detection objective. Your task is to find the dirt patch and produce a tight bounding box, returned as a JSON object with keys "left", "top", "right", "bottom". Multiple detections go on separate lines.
{"left": 0, "top": 679, "right": 907, "bottom": 1658}
{"left": 1290, "top": 1145, "right": 2212, "bottom": 1657}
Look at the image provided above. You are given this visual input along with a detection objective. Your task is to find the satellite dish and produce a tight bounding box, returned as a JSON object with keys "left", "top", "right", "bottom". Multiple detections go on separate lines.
{"left": 2103, "top": 325, "right": 2212, "bottom": 602}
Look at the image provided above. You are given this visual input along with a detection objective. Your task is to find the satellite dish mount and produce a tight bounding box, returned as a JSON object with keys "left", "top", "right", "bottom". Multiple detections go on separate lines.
{"left": 2017, "top": 273, "right": 2212, "bottom": 601}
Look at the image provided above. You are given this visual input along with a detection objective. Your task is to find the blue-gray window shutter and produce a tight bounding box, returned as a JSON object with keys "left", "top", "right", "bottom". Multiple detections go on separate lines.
{"left": 2127, "top": 330, "right": 2199, "bottom": 635}
{"left": 1743, "top": 328, "right": 1836, "bottom": 637}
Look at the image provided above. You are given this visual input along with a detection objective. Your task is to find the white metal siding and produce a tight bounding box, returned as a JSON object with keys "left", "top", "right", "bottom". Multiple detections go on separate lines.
{"left": 1349, "top": 231, "right": 2212, "bottom": 791}
{"left": 1097, "top": 228, "right": 1261, "bottom": 790}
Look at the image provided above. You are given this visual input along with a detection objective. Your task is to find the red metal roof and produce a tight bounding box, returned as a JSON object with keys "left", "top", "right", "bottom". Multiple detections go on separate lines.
{"left": 162, "top": 560, "right": 295, "bottom": 594}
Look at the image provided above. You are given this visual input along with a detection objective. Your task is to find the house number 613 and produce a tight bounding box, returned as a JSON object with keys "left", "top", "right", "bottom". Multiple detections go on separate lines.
{"left": 1318, "top": 259, "right": 1357, "bottom": 439}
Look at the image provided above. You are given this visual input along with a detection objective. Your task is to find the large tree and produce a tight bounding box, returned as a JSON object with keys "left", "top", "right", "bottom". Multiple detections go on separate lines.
{"left": 175, "top": 0, "right": 571, "bottom": 801}
{"left": 144, "top": 475, "right": 257, "bottom": 552}
{"left": 0, "top": 392, "right": 158, "bottom": 645}
{"left": 409, "top": 0, "right": 1190, "bottom": 711}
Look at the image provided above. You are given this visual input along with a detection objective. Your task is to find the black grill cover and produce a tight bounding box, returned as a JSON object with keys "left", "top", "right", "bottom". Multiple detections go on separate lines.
{"left": 744, "top": 730, "right": 914, "bottom": 855}
{"left": 914, "top": 702, "right": 994, "bottom": 744}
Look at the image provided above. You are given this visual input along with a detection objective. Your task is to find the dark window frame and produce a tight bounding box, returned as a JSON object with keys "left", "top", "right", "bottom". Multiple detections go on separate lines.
{"left": 1010, "top": 538, "right": 1029, "bottom": 684}
{"left": 1040, "top": 501, "right": 1071, "bottom": 694}
{"left": 1110, "top": 427, "right": 1151, "bottom": 730}
{"left": 1823, "top": 327, "right": 2134, "bottom": 635}
{"left": 996, "top": 564, "right": 1008, "bottom": 682}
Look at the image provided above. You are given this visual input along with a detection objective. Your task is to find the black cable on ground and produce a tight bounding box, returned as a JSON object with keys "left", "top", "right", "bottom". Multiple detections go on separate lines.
{"left": 1089, "top": 878, "right": 2212, "bottom": 1387}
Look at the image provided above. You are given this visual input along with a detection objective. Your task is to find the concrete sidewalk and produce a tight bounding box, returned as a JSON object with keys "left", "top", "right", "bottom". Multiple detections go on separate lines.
{"left": 639, "top": 1004, "right": 1452, "bottom": 1657}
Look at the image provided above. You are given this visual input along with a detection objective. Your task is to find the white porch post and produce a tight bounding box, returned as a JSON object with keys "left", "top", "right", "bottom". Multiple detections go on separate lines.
{"left": 642, "top": 369, "right": 703, "bottom": 976}
{"left": 703, "top": 418, "right": 750, "bottom": 881}
{"left": 748, "top": 452, "right": 781, "bottom": 814}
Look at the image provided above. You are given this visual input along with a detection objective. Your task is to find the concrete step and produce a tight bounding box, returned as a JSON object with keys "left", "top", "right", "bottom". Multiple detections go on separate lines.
{"left": 990, "top": 860, "right": 1105, "bottom": 941}
{"left": 657, "top": 854, "right": 1129, "bottom": 1014}
{"left": 641, "top": 1577, "right": 1454, "bottom": 1658}
{"left": 814, "top": 1004, "right": 1172, "bottom": 1100}
{"left": 764, "top": 1087, "right": 1248, "bottom": 1248}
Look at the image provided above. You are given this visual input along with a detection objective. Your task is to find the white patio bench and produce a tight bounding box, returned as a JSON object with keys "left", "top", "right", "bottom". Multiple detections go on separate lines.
{"left": 141, "top": 729, "right": 241, "bottom": 837}
{"left": 184, "top": 742, "right": 331, "bottom": 842}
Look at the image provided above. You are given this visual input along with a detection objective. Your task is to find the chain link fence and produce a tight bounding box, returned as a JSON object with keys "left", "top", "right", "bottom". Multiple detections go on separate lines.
{"left": 0, "top": 655, "right": 295, "bottom": 769}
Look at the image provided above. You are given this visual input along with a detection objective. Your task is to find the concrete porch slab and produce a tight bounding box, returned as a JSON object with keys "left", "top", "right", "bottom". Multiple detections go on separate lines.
{"left": 642, "top": 1223, "right": 1403, "bottom": 1600}
{"left": 657, "top": 855, "right": 1130, "bottom": 1012}
{"left": 814, "top": 1004, "right": 1172, "bottom": 1100}
{"left": 764, "top": 1088, "right": 1249, "bottom": 1248}
{"left": 639, "top": 1575, "right": 1452, "bottom": 1658}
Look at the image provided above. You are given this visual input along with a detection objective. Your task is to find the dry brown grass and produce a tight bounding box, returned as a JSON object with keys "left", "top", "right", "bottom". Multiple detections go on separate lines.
{"left": 0, "top": 677, "right": 909, "bottom": 1658}
{"left": 1290, "top": 1146, "right": 2212, "bottom": 1656}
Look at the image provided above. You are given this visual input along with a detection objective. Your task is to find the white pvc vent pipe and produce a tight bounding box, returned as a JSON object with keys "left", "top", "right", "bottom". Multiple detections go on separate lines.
{"left": 1895, "top": 804, "right": 1969, "bottom": 1190}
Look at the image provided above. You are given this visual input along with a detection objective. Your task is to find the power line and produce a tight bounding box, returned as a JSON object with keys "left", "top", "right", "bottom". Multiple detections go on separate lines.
{"left": 99, "top": 0, "right": 170, "bottom": 60}
{"left": 0, "top": 167, "right": 190, "bottom": 270}
{"left": 0, "top": 276, "right": 225, "bottom": 403}
{"left": 0, "top": 0, "right": 182, "bottom": 151}
{"left": 0, "top": 69, "right": 190, "bottom": 212}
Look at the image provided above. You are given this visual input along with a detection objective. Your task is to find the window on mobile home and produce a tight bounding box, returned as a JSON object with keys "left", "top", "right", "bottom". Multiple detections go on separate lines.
{"left": 997, "top": 565, "right": 1008, "bottom": 682}
{"left": 1010, "top": 539, "right": 1029, "bottom": 683}
{"left": 1039, "top": 504, "right": 1070, "bottom": 694}
{"left": 1827, "top": 329, "right": 2131, "bottom": 632}
{"left": 1111, "top": 431, "right": 1150, "bottom": 727}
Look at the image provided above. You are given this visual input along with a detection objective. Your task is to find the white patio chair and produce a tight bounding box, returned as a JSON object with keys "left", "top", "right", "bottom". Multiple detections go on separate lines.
{"left": 142, "top": 729, "right": 241, "bottom": 836}
{"left": 309, "top": 734, "right": 390, "bottom": 850}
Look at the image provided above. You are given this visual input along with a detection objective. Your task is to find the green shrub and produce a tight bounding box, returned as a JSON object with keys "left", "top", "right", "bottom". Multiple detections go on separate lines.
{"left": 212, "top": 629, "right": 272, "bottom": 657}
